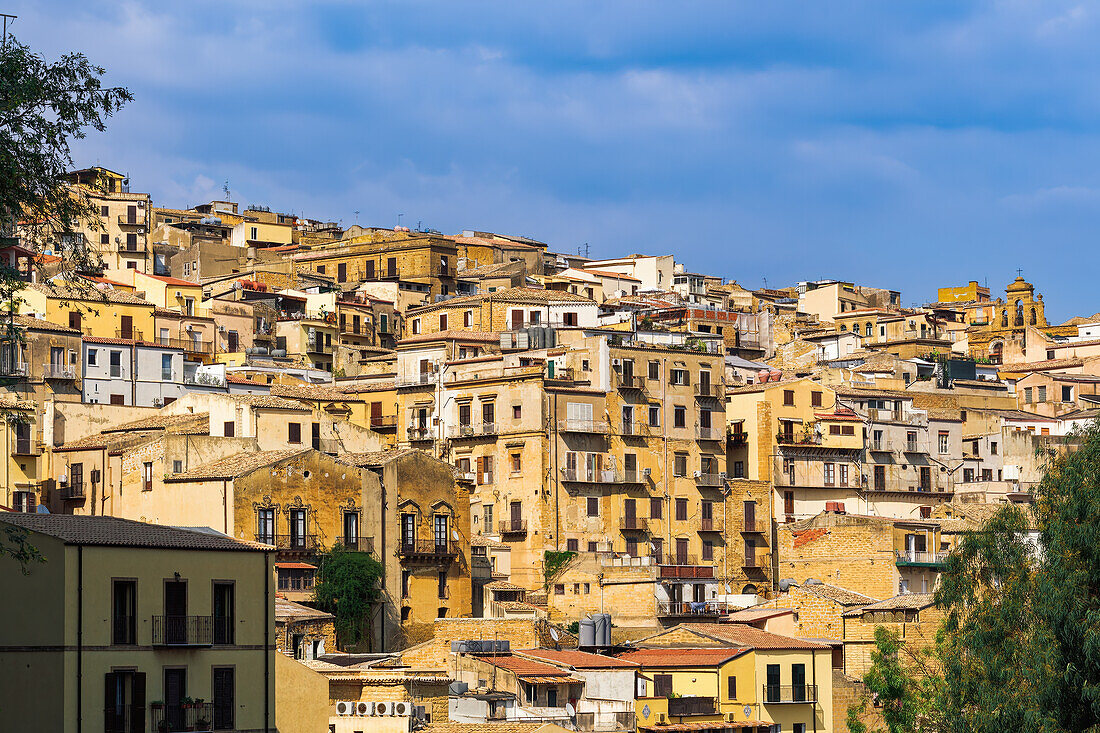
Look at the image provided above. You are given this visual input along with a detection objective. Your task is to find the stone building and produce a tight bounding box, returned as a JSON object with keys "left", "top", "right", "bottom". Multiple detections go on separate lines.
{"left": 841, "top": 594, "right": 945, "bottom": 678}
{"left": 276, "top": 596, "right": 337, "bottom": 660}
{"left": 966, "top": 277, "right": 1073, "bottom": 364}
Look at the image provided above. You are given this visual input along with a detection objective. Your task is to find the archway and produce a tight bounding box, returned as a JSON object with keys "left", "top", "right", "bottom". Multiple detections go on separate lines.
{"left": 989, "top": 340, "right": 1004, "bottom": 365}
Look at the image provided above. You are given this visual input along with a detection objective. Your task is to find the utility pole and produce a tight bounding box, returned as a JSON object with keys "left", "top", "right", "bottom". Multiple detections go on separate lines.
{"left": 1, "top": 13, "right": 16, "bottom": 50}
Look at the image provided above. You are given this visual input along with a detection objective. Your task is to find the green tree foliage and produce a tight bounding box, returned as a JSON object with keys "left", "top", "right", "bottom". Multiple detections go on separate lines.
{"left": 543, "top": 549, "right": 576, "bottom": 591}
{"left": 850, "top": 422, "right": 1100, "bottom": 733}
{"left": 1, "top": 35, "right": 131, "bottom": 274}
{"left": 313, "top": 546, "right": 383, "bottom": 648}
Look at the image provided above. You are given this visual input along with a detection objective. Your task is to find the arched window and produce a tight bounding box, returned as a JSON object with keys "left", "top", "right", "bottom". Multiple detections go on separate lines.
{"left": 865, "top": 323, "right": 872, "bottom": 337}
{"left": 1029, "top": 308, "right": 1037, "bottom": 326}
{"left": 742, "top": 584, "right": 759, "bottom": 595}
{"left": 1001, "top": 309, "right": 1008, "bottom": 327}
{"left": 1015, "top": 300, "right": 1024, "bottom": 327}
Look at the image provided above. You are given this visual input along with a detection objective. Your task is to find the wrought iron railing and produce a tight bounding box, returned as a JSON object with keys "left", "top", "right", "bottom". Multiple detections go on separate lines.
{"left": 762, "top": 684, "right": 818, "bottom": 704}
{"left": 151, "top": 615, "right": 213, "bottom": 646}
{"left": 150, "top": 702, "right": 214, "bottom": 732}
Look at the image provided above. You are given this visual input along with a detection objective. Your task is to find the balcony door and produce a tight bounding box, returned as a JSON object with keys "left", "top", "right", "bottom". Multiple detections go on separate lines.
{"left": 164, "top": 668, "right": 186, "bottom": 731}
{"left": 624, "top": 498, "right": 636, "bottom": 529}
{"left": 104, "top": 671, "right": 145, "bottom": 733}
{"left": 765, "top": 664, "right": 780, "bottom": 703}
{"left": 792, "top": 663, "right": 807, "bottom": 702}
{"left": 510, "top": 501, "right": 522, "bottom": 532}
{"left": 256, "top": 508, "right": 275, "bottom": 544}
{"left": 164, "top": 581, "right": 187, "bottom": 644}
{"left": 675, "top": 538, "right": 688, "bottom": 565}
{"left": 289, "top": 509, "right": 307, "bottom": 549}
{"left": 434, "top": 514, "right": 449, "bottom": 552}
{"left": 120, "top": 315, "right": 133, "bottom": 340}
{"left": 402, "top": 513, "right": 416, "bottom": 550}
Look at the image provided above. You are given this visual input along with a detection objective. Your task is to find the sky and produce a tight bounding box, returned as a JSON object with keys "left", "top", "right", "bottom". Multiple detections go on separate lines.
{"left": 8, "top": 1, "right": 1100, "bottom": 320}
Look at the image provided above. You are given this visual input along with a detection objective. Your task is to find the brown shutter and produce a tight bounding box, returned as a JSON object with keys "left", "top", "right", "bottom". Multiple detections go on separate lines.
{"left": 476, "top": 457, "right": 485, "bottom": 485}
{"left": 104, "top": 672, "right": 118, "bottom": 727}
{"left": 130, "top": 673, "right": 146, "bottom": 733}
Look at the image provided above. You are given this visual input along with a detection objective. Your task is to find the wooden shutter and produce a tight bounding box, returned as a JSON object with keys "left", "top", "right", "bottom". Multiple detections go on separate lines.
{"left": 654, "top": 674, "right": 672, "bottom": 698}
{"left": 130, "top": 673, "right": 146, "bottom": 733}
{"left": 213, "top": 668, "right": 235, "bottom": 730}
{"left": 104, "top": 672, "right": 118, "bottom": 728}
{"left": 476, "top": 457, "right": 485, "bottom": 485}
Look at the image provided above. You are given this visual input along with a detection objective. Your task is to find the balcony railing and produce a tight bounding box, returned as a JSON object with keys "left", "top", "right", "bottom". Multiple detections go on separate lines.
{"left": 151, "top": 615, "right": 213, "bottom": 646}
{"left": 257, "top": 533, "right": 318, "bottom": 552}
{"left": 667, "top": 696, "right": 716, "bottom": 717}
{"left": 59, "top": 482, "right": 86, "bottom": 500}
{"left": 398, "top": 538, "right": 459, "bottom": 561}
{"left": 116, "top": 243, "right": 148, "bottom": 255}
{"left": 150, "top": 702, "right": 215, "bottom": 732}
{"left": 657, "top": 600, "right": 732, "bottom": 617}
{"left": 155, "top": 337, "right": 213, "bottom": 354}
{"left": 728, "top": 431, "right": 748, "bottom": 446}
{"left": 619, "top": 517, "right": 649, "bottom": 532}
{"left": 695, "top": 472, "right": 725, "bottom": 486}
{"left": 698, "top": 517, "right": 723, "bottom": 533}
{"left": 743, "top": 553, "right": 769, "bottom": 569}
{"left": 742, "top": 520, "right": 762, "bottom": 534}
{"left": 896, "top": 550, "right": 948, "bottom": 566}
{"left": 116, "top": 214, "right": 144, "bottom": 227}
{"left": 450, "top": 423, "right": 498, "bottom": 438}
{"left": 657, "top": 553, "right": 701, "bottom": 567}
{"left": 334, "top": 536, "right": 375, "bottom": 553}
{"left": 696, "top": 426, "right": 723, "bottom": 441}
{"left": 559, "top": 418, "right": 609, "bottom": 434}
{"left": 370, "top": 415, "right": 397, "bottom": 429}
{"left": 615, "top": 374, "right": 646, "bottom": 391}
{"left": 105, "top": 705, "right": 142, "bottom": 733}
{"left": 12, "top": 440, "right": 43, "bottom": 456}
{"left": 0, "top": 362, "right": 28, "bottom": 377}
{"left": 397, "top": 373, "right": 434, "bottom": 387}
{"left": 620, "top": 421, "right": 650, "bottom": 437}
{"left": 693, "top": 383, "right": 724, "bottom": 399}
{"left": 560, "top": 468, "right": 644, "bottom": 484}
{"left": 43, "top": 363, "right": 77, "bottom": 380}
{"left": 499, "top": 519, "right": 528, "bottom": 536}
{"left": 115, "top": 329, "right": 143, "bottom": 341}
{"left": 407, "top": 426, "right": 433, "bottom": 441}
{"left": 762, "top": 684, "right": 818, "bottom": 704}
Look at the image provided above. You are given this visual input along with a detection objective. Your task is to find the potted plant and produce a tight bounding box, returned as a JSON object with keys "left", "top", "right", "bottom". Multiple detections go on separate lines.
{"left": 182, "top": 695, "right": 194, "bottom": 708}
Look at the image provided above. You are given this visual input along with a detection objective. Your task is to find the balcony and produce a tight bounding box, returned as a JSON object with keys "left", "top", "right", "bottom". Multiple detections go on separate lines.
{"left": 619, "top": 517, "right": 649, "bottom": 532}
{"left": 370, "top": 415, "right": 397, "bottom": 430}
{"left": 695, "top": 472, "right": 725, "bottom": 487}
{"left": 559, "top": 418, "right": 610, "bottom": 434}
{"left": 116, "top": 243, "right": 148, "bottom": 256}
{"left": 762, "top": 684, "right": 818, "bottom": 704}
{"left": 619, "top": 421, "right": 650, "bottom": 437}
{"left": 12, "top": 440, "right": 43, "bottom": 456}
{"left": 656, "top": 601, "right": 732, "bottom": 619}
{"left": 398, "top": 538, "right": 458, "bottom": 563}
{"left": 896, "top": 550, "right": 948, "bottom": 567}
{"left": 115, "top": 329, "right": 143, "bottom": 341}
{"left": 150, "top": 702, "right": 215, "bottom": 732}
{"left": 151, "top": 615, "right": 213, "bottom": 646}
{"left": 560, "top": 468, "right": 644, "bottom": 484}
{"left": 105, "top": 705, "right": 142, "bottom": 733}
{"left": 698, "top": 516, "right": 724, "bottom": 533}
{"left": 667, "top": 697, "right": 716, "bottom": 717}
{"left": 156, "top": 337, "right": 214, "bottom": 355}
{"left": 42, "top": 363, "right": 77, "bottom": 380}
{"left": 0, "top": 362, "right": 28, "bottom": 377}
{"left": 116, "top": 214, "right": 145, "bottom": 227}
{"left": 306, "top": 340, "right": 331, "bottom": 355}
{"left": 397, "top": 373, "right": 434, "bottom": 388}
{"left": 695, "top": 426, "right": 723, "bottom": 441}
{"left": 499, "top": 519, "right": 528, "bottom": 536}
{"left": 59, "top": 482, "right": 86, "bottom": 500}
{"left": 742, "top": 553, "right": 769, "bottom": 570}
{"left": 615, "top": 373, "right": 646, "bottom": 391}
{"left": 407, "top": 426, "right": 433, "bottom": 442}
{"left": 449, "top": 423, "right": 498, "bottom": 439}
{"left": 742, "top": 520, "right": 763, "bottom": 534}
{"left": 728, "top": 431, "right": 748, "bottom": 447}
{"left": 334, "top": 536, "right": 375, "bottom": 554}
{"left": 258, "top": 534, "right": 318, "bottom": 552}
{"left": 693, "top": 383, "right": 724, "bottom": 399}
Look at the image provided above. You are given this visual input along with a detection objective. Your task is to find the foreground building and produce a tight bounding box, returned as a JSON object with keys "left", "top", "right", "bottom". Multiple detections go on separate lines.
{"left": 0, "top": 514, "right": 275, "bottom": 733}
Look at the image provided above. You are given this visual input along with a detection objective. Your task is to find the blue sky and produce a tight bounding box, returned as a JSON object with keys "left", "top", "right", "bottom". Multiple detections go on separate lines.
{"left": 10, "top": 1, "right": 1100, "bottom": 320}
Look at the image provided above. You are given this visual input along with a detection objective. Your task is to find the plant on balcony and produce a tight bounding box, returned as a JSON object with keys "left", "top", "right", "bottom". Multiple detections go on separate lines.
{"left": 314, "top": 544, "right": 383, "bottom": 649}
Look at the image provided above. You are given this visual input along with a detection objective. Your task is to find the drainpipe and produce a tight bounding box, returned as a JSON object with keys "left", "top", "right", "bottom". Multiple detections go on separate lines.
{"left": 812, "top": 650, "right": 818, "bottom": 733}
{"left": 77, "top": 544, "right": 83, "bottom": 733}
{"left": 222, "top": 479, "right": 229, "bottom": 534}
{"left": 264, "top": 549, "right": 271, "bottom": 733}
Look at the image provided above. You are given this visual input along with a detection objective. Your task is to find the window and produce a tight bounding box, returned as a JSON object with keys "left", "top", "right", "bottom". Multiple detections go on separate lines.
{"left": 289, "top": 508, "right": 307, "bottom": 548}
{"left": 938, "top": 431, "right": 949, "bottom": 454}
{"left": 256, "top": 508, "right": 275, "bottom": 544}
{"left": 838, "top": 463, "right": 849, "bottom": 486}
{"left": 142, "top": 461, "right": 153, "bottom": 491}
{"left": 733, "top": 461, "right": 744, "bottom": 478}
{"left": 439, "top": 313, "right": 448, "bottom": 330}
{"left": 673, "top": 454, "right": 687, "bottom": 477}
{"left": 650, "top": 497, "right": 663, "bottom": 519}
{"left": 567, "top": 538, "right": 579, "bottom": 552}
{"left": 109, "top": 350, "right": 122, "bottom": 378}
{"left": 670, "top": 368, "right": 688, "bottom": 385}
{"left": 401, "top": 569, "right": 411, "bottom": 598}
{"left": 701, "top": 540, "right": 713, "bottom": 561}
{"left": 511, "top": 453, "right": 521, "bottom": 473}
{"left": 213, "top": 667, "right": 235, "bottom": 730}
{"left": 343, "top": 511, "right": 359, "bottom": 547}
{"left": 463, "top": 310, "right": 472, "bottom": 327}
{"left": 482, "top": 401, "right": 495, "bottom": 427}
{"left": 727, "top": 675, "right": 737, "bottom": 700}
{"left": 161, "top": 353, "right": 173, "bottom": 381}
{"left": 587, "top": 541, "right": 598, "bottom": 553}
{"left": 438, "top": 571, "right": 448, "bottom": 599}
{"left": 112, "top": 580, "right": 136, "bottom": 645}
{"left": 172, "top": 460, "right": 182, "bottom": 474}
{"left": 87, "top": 348, "right": 97, "bottom": 366}
{"left": 213, "top": 582, "right": 235, "bottom": 645}
{"left": 874, "top": 465, "right": 886, "bottom": 490}
{"left": 648, "top": 360, "right": 660, "bottom": 380}
{"left": 412, "top": 318, "right": 421, "bottom": 335}
{"left": 784, "top": 491, "right": 795, "bottom": 516}
{"left": 1024, "top": 387, "right": 1033, "bottom": 403}
{"left": 1038, "top": 386, "right": 1047, "bottom": 402}
{"left": 288, "top": 422, "right": 301, "bottom": 444}
{"left": 653, "top": 674, "right": 673, "bottom": 698}
{"left": 477, "top": 455, "right": 494, "bottom": 484}
{"left": 105, "top": 670, "right": 145, "bottom": 733}
{"left": 458, "top": 404, "right": 471, "bottom": 427}
{"left": 675, "top": 498, "right": 688, "bottom": 521}
{"left": 563, "top": 311, "right": 578, "bottom": 326}
{"left": 648, "top": 406, "right": 660, "bottom": 427}
{"left": 587, "top": 497, "right": 599, "bottom": 517}
{"left": 513, "top": 404, "right": 522, "bottom": 420}
{"left": 919, "top": 466, "right": 932, "bottom": 491}
{"left": 223, "top": 421, "right": 235, "bottom": 437}
{"left": 783, "top": 390, "right": 795, "bottom": 406}
{"left": 1062, "top": 385, "right": 1074, "bottom": 402}
{"left": 554, "top": 584, "right": 565, "bottom": 595}
{"left": 674, "top": 406, "right": 686, "bottom": 428}
{"left": 824, "top": 462, "right": 835, "bottom": 486}
{"left": 811, "top": 391, "right": 822, "bottom": 407}
{"left": 483, "top": 504, "right": 493, "bottom": 531}
{"left": 990, "top": 441, "right": 998, "bottom": 455}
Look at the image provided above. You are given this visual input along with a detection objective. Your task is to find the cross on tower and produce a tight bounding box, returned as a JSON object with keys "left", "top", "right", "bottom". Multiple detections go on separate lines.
{"left": 1016, "top": 268, "right": 1023, "bottom": 278}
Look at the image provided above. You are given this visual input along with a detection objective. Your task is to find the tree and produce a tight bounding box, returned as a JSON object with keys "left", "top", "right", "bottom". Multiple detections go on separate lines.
{"left": 846, "top": 627, "right": 942, "bottom": 733}
{"left": 1, "top": 34, "right": 132, "bottom": 275}
{"left": 313, "top": 546, "right": 383, "bottom": 649}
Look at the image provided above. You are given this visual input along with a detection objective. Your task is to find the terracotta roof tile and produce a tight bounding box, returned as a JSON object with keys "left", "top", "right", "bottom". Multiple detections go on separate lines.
{"left": 799, "top": 583, "right": 877, "bottom": 606}
{"left": 102, "top": 412, "right": 209, "bottom": 434}
{"left": 482, "top": 655, "right": 573, "bottom": 677}
{"left": 164, "top": 449, "right": 309, "bottom": 482}
{"left": 615, "top": 647, "right": 748, "bottom": 667}
{"left": 10, "top": 314, "right": 81, "bottom": 334}
{"left": 275, "top": 597, "right": 334, "bottom": 622}
{"left": 231, "top": 394, "right": 310, "bottom": 411}
{"left": 271, "top": 384, "right": 365, "bottom": 402}
{"left": 843, "top": 593, "right": 936, "bottom": 617}
{"left": 519, "top": 649, "right": 638, "bottom": 669}
{"left": 0, "top": 514, "right": 269, "bottom": 551}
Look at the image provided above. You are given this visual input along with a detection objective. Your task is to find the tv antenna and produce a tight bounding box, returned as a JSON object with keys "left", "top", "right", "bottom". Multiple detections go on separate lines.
{"left": 578, "top": 242, "right": 590, "bottom": 258}
{"left": 1, "top": 14, "right": 16, "bottom": 51}
{"left": 397, "top": 213, "right": 404, "bottom": 227}
{"left": 223, "top": 180, "right": 230, "bottom": 200}
{"left": 353, "top": 210, "right": 360, "bottom": 225}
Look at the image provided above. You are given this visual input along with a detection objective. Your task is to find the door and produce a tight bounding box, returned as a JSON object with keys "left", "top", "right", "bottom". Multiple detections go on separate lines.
{"left": 402, "top": 513, "right": 416, "bottom": 550}
{"left": 701, "top": 501, "right": 713, "bottom": 531}
{"left": 164, "top": 581, "right": 187, "bottom": 644}
{"left": 792, "top": 663, "right": 807, "bottom": 702}
{"left": 104, "top": 671, "right": 145, "bottom": 733}
{"left": 510, "top": 309, "right": 524, "bottom": 329}
{"left": 370, "top": 401, "right": 383, "bottom": 426}
{"left": 164, "top": 669, "right": 186, "bottom": 730}
{"left": 213, "top": 583, "right": 234, "bottom": 645}
{"left": 213, "top": 668, "right": 235, "bottom": 730}
{"left": 765, "top": 664, "right": 780, "bottom": 703}
{"left": 257, "top": 508, "right": 275, "bottom": 544}
{"left": 622, "top": 359, "right": 634, "bottom": 382}
{"left": 510, "top": 501, "right": 522, "bottom": 532}
{"left": 311, "top": 422, "right": 320, "bottom": 450}
{"left": 699, "top": 370, "right": 710, "bottom": 393}
{"left": 289, "top": 509, "right": 307, "bottom": 548}
{"left": 675, "top": 538, "right": 688, "bottom": 565}
{"left": 119, "top": 315, "right": 133, "bottom": 340}
{"left": 624, "top": 498, "right": 636, "bottom": 530}
{"left": 434, "top": 514, "right": 449, "bottom": 551}
{"left": 126, "top": 204, "right": 137, "bottom": 225}
{"left": 744, "top": 501, "right": 755, "bottom": 533}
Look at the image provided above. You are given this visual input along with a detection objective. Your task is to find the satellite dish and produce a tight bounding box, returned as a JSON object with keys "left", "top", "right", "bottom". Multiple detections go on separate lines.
{"left": 565, "top": 704, "right": 575, "bottom": 718}
{"left": 724, "top": 583, "right": 731, "bottom": 594}
{"left": 452, "top": 530, "right": 460, "bottom": 541}
{"left": 549, "top": 628, "right": 560, "bottom": 641}
{"left": 36, "top": 505, "right": 50, "bottom": 514}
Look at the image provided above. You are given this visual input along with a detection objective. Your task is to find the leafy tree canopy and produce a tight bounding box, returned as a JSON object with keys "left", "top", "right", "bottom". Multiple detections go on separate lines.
{"left": 313, "top": 546, "right": 383, "bottom": 648}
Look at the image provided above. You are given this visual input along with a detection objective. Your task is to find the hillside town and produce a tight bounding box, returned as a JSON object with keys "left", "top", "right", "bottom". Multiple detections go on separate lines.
{"left": 0, "top": 166, "right": 1089, "bottom": 732}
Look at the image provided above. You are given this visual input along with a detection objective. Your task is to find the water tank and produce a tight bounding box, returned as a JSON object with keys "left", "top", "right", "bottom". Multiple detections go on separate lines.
{"left": 271, "top": 349, "right": 288, "bottom": 357}
{"left": 769, "top": 369, "right": 782, "bottom": 381}
{"left": 778, "top": 578, "right": 797, "bottom": 592}
{"left": 579, "top": 618, "right": 596, "bottom": 647}
{"left": 594, "top": 613, "right": 612, "bottom": 647}
{"left": 757, "top": 370, "right": 771, "bottom": 384}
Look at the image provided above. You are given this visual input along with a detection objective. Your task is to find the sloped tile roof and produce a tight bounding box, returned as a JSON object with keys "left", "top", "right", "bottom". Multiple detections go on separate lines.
{"left": 799, "top": 583, "right": 877, "bottom": 606}
{"left": 482, "top": 655, "right": 573, "bottom": 677}
{"left": 615, "top": 647, "right": 748, "bottom": 667}
{"left": 680, "top": 623, "right": 830, "bottom": 650}
{"left": 11, "top": 314, "right": 81, "bottom": 334}
{"left": 519, "top": 649, "right": 639, "bottom": 669}
{"left": 271, "top": 384, "right": 365, "bottom": 402}
{"left": 275, "top": 596, "right": 334, "bottom": 622}
{"left": 334, "top": 448, "right": 419, "bottom": 467}
{"left": 164, "top": 449, "right": 309, "bottom": 482}
{"left": 231, "top": 394, "right": 310, "bottom": 411}
{"left": 843, "top": 593, "right": 936, "bottom": 617}
{"left": 102, "top": 412, "right": 209, "bottom": 434}
{"left": 30, "top": 281, "right": 153, "bottom": 306}
{"left": 0, "top": 514, "right": 269, "bottom": 551}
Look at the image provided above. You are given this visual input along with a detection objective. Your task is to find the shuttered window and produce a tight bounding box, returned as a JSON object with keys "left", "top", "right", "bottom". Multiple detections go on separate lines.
{"left": 213, "top": 667, "right": 235, "bottom": 730}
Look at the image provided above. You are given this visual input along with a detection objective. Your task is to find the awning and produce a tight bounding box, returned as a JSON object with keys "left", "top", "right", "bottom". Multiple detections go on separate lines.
{"left": 517, "top": 675, "right": 581, "bottom": 684}
{"left": 275, "top": 562, "right": 317, "bottom": 570}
